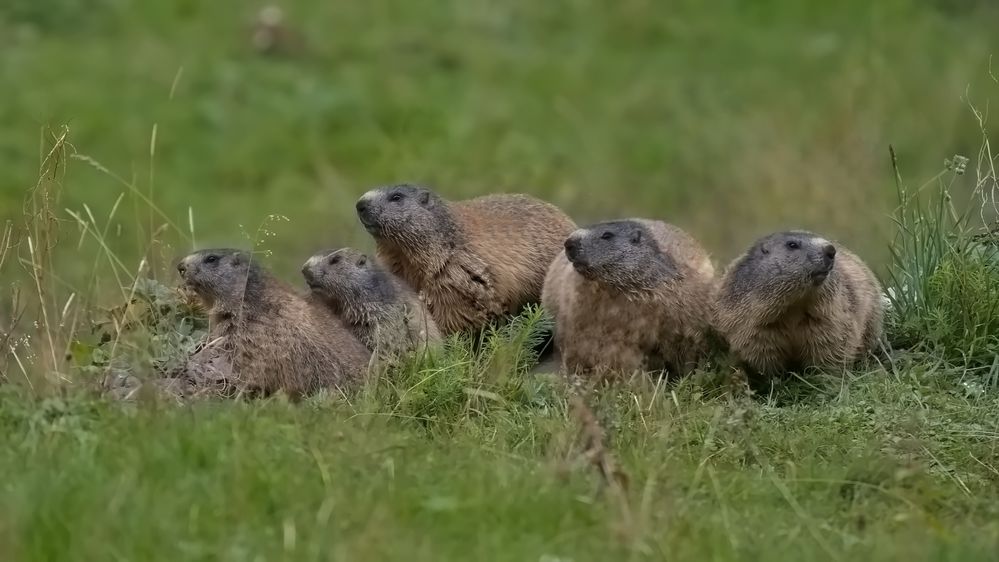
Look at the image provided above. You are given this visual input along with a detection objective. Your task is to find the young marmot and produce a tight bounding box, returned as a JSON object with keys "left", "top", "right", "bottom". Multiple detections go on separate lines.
{"left": 715, "top": 230, "right": 884, "bottom": 378}
{"left": 541, "top": 219, "right": 716, "bottom": 377}
{"left": 355, "top": 184, "right": 576, "bottom": 335}
{"left": 177, "top": 248, "right": 370, "bottom": 398}
{"left": 302, "top": 247, "right": 442, "bottom": 360}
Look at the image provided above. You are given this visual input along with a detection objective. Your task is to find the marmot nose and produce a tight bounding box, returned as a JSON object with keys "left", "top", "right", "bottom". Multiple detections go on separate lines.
{"left": 819, "top": 243, "right": 836, "bottom": 271}
{"left": 355, "top": 198, "right": 369, "bottom": 216}
{"left": 177, "top": 262, "right": 187, "bottom": 276}
{"left": 564, "top": 237, "right": 581, "bottom": 260}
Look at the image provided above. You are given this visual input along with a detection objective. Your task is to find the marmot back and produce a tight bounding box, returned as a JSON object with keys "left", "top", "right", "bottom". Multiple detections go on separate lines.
{"left": 177, "top": 248, "right": 371, "bottom": 398}
{"left": 541, "top": 219, "right": 716, "bottom": 377}
{"left": 715, "top": 230, "right": 883, "bottom": 378}
{"left": 302, "top": 247, "right": 441, "bottom": 361}
{"left": 356, "top": 184, "right": 576, "bottom": 334}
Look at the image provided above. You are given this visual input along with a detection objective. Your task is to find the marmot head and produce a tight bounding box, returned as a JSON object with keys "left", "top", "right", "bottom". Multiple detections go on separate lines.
{"left": 726, "top": 230, "right": 838, "bottom": 303}
{"left": 355, "top": 184, "right": 456, "bottom": 248}
{"left": 563, "top": 220, "right": 678, "bottom": 293}
{"left": 302, "top": 248, "right": 398, "bottom": 311}
{"left": 177, "top": 248, "right": 263, "bottom": 311}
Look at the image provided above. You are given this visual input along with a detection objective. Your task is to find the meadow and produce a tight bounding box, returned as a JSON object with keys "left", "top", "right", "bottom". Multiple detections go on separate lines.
{"left": 2, "top": 0, "right": 999, "bottom": 560}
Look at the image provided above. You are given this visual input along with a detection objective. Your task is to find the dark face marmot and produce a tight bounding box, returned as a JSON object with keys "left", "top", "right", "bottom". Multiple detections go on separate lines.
{"left": 302, "top": 247, "right": 442, "bottom": 359}
{"left": 302, "top": 248, "right": 397, "bottom": 321}
{"left": 543, "top": 219, "right": 716, "bottom": 378}
{"left": 356, "top": 184, "right": 459, "bottom": 254}
{"left": 355, "top": 184, "right": 577, "bottom": 335}
{"left": 178, "top": 248, "right": 263, "bottom": 315}
{"left": 564, "top": 221, "right": 678, "bottom": 293}
{"left": 716, "top": 230, "right": 884, "bottom": 378}
{"left": 723, "top": 231, "right": 838, "bottom": 308}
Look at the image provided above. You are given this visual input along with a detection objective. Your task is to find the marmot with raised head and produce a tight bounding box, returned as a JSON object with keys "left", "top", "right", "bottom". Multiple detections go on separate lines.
{"left": 715, "top": 230, "right": 884, "bottom": 378}
{"left": 541, "top": 219, "right": 716, "bottom": 377}
{"left": 302, "top": 247, "right": 442, "bottom": 360}
{"left": 177, "top": 248, "right": 370, "bottom": 398}
{"left": 355, "top": 184, "right": 576, "bottom": 334}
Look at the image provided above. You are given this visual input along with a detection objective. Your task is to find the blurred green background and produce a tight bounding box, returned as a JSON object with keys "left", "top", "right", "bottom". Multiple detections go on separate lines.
{"left": 1, "top": 0, "right": 997, "bottom": 282}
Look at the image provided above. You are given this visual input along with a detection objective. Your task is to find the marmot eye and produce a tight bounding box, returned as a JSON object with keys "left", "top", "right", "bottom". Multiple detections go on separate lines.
{"left": 203, "top": 255, "right": 219, "bottom": 264}
{"left": 600, "top": 232, "right": 614, "bottom": 240}
{"left": 786, "top": 241, "right": 800, "bottom": 250}
{"left": 389, "top": 193, "right": 404, "bottom": 202}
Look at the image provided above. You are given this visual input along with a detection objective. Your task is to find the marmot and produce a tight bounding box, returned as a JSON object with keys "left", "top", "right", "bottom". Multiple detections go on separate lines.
{"left": 355, "top": 184, "right": 576, "bottom": 334}
{"left": 301, "top": 247, "right": 442, "bottom": 360}
{"left": 177, "top": 248, "right": 370, "bottom": 398}
{"left": 715, "top": 230, "right": 884, "bottom": 378}
{"left": 541, "top": 219, "right": 716, "bottom": 377}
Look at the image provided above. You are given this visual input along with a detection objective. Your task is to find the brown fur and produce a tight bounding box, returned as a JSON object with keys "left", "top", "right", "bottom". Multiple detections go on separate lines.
{"left": 715, "top": 231, "right": 884, "bottom": 377}
{"left": 541, "top": 219, "right": 716, "bottom": 377}
{"left": 177, "top": 249, "right": 370, "bottom": 398}
{"left": 302, "top": 247, "right": 442, "bottom": 362}
{"left": 356, "top": 185, "right": 576, "bottom": 334}
{"left": 163, "top": 339, "right": 234, "bottom": 398}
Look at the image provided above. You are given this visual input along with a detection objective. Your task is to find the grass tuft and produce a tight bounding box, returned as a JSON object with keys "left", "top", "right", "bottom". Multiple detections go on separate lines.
{"left": 884, "top": 104, "right": 999, "bottom": 383}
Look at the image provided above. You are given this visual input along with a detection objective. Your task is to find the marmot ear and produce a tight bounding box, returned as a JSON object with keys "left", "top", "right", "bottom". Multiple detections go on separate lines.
{"left": 630, "top": 229, "right": 642, "bottom": 244}
{"left": 418, "top": 190, "right": 432, "bottom": 207}
{"left": 357, "top": 254, "right": 367, "bottom": 267}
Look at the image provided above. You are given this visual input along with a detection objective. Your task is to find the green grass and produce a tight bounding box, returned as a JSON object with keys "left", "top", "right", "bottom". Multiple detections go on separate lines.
{"left": 884, "top": 147, "right": 999, "bottom": 384}
{"left": 2, "top": 1, "right": 999, "bottom": 560}
{"left": 1, "top": 369, "right": 997, "bottom": 561}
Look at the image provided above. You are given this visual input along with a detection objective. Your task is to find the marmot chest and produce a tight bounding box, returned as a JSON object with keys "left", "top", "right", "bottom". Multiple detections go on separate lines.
{"left": 768, "top": 309, "right": 843, "bottom": 362}
{"left": 417, "top": 268, "right": 504, "bottom": 334}
{"left": 568, "top": 290, "right": 663, "bottom": 347}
